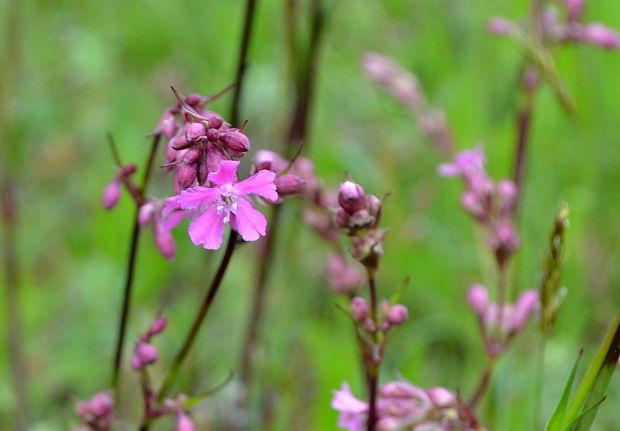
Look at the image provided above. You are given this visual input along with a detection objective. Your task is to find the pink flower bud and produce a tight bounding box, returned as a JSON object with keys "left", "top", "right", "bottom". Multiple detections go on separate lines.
{"left": 184, "top": 148, "right": 202, "bottom": 165}
{"left": 148, "top": 316, "right": 168, "bottom": 337}
{"left": 495, "top": 221, "right": 520, "bottom": 255}
{"left": 363, "top": 318, "right": 376, "bottom": 332}
{"left": 498, "top": 179, "right": 518, "bottom": 211}
{"left": 460, "top": 190, "right": 486, "bottom": 220}
{"left": 177, "top": 164, "right": 197, "bottom": 189}
{"left": 185, "top": 93, "right": 204, "bottom": 106}
{"left": 350, "top": 297, "right": 370, "bottom": 322}
{"left": 335, "top": 207, "right": 349, "bottom": 228}
{"left": 338, "top": 181, "right": 367, "bottom": 214}
{"left": 562, "top": 0, "right": 584, "bottom": 22}
{"left": 202, "top": 111, "right": 224, "bottom": 129}
{"left": 130, "top": 356, "right": 143, "bottom": 370}
{"left": 380, "top": 381, "right": 428, "bottom": 400}
{"left": 102, "top": 179, "right": 121, "bottom": 210}
{"left": 487, "top": 16, "right": 516, "bottom": 35}
{"left": 155, "top": 226, "right": 176, "bottom": 260}
{"left": 138, "top": 203, "right": 155, "bottom": 226}
{"left": 255, "top": 150, "right": 288, "bottom": 173}
{"left": 467, "top": 284, "right": 489, "bottom": 315}
{"left": 156, "top": 110, "right": 178, "bottom": 139}
{"left": 120, "top": 163, "right": 137, "bottom": 177}
{"left": 176, "top": 410, "right": 195, "bottom": 431}
{"left": 185, "top": 122, "right": 207, "bottom": 142}
{"left": 205, "top": 144, "right": 225, "bottom": 176}
{"left": 136, "top": 342, "right": 158, "bottom": 366}
{"left": 275, "top": 174, "right": 305, "bottom": 196}
{"left": 171, "top": 135, "right": 192, "bottom": 151}
{"left": 578, "top": 23, "right": 620, "bottom": 49}
{"left": 220, "top": 131, "right": 251, "bottom": 157}
{"left": 427, "top": 387, "right": 455, "bottom": 408}
{"left": 90, "top": 393, "right": 114, "bottom": 417}
{"left": 386, "top": 304, "right": 408, "bottom": 326}
{"left": 513, "top": 289, "right": 539, "bottom": 330}
{"left": 366, "top": 195, "right": 381, "bottom": 216}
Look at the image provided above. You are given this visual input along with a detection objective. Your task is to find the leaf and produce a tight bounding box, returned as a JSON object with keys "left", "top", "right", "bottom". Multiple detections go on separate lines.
{"left": 563, "top": 311, "right": 620, "bottom": 430}
{"left": 182, "top": 372, "right": 234, "bottom": 409}
{"left": 561, "top": 396, "right": 606, "bottom": 431}
{"left": 546, "top": 349, "right": 583, "bottom": 431}
{"left": 389, "top": 276, "right": 411, "bottom": 305}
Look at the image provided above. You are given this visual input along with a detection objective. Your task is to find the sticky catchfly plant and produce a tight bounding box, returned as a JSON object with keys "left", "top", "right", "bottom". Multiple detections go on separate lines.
{"left": 166, "top": 160, "right": 278, "bottom": 250}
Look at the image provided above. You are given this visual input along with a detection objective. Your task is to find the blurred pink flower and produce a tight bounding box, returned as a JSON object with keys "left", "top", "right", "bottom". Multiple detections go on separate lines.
{"left": 332, "top": 383, "right": 368, "bottom": 431}
{"left": 167, "top": 160, "right": 277, "bottom": 249}
{"left": 578, "top": 22, "right": 620, "bottom": 49}
{"left": 437, "top": 146, "right": 485, "bottom": 177}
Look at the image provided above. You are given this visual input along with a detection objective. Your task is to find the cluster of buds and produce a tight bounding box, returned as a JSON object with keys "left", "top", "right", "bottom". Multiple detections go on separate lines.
{"left": 102, "top": 163, "right": 138, "bottom": 210}
{"left": 335, "top": 180, "right": 387, "bottom": 270}
{"left": 327, "top": 254, "right": 365, "bottom": 296}
{"left": 362, "top": 52, "right": 455, "bottom": 156}
{"left": 487, "top": 0, "right": 620, "bottom": 49}
{"left": 332, "top": 380, "right": 485, "bottom": 431}
{"left": 350, "top": 297, "right": 408, "bottom": 334}
{"left": 131, "top": 316, "right": 167, "bottom": 370}
{"left": 155, "top": 89, "right": 252, "bottom": 193}
{"left": 438, "top": 146, "right": 520, "bottom": 268}
{"left": 74, "top": 392, "right": 114, "bottom": 431}
{"left": 467, "top": 284, "right": 539, "bottom": 357}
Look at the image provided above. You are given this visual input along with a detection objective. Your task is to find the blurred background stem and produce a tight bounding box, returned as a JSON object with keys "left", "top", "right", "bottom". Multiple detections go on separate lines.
{"left": 234, "top": 1, "right": 326, "bottom": 427}
{"left": 1, "top": 0, "right": 29, "bottom": 429}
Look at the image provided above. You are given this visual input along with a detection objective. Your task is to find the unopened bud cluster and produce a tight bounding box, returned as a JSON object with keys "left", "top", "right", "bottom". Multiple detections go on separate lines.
{"left": 350, "top": 297, "right": 408, "bottom": 334}
{"left": 131, "top": 316, "right": 167, "bottom": 370}
{"left": 74, "top": 392, "right": 115, "bottom": 431}
{"left": 439, "top": 146, "right": 520, "bottom": 267}
{"left": 252, "top": 150, "right": 312, "bottom": 199}
{"left": 332, "top": 380, "right": 485, "bottom": 431}
{"left": 488, "top": 1, "right": 620, "bottom": 50}
{"left": 467, "top": 284, "right": 539, "bottom": 357}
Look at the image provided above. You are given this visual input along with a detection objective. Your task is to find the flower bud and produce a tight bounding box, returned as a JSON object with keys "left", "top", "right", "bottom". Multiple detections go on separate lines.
{"left": 155, "top": 226, "right": 176, "bottom": 260}
{"left": 205, "top": 144, "right": 225, "bottom": 176}
{"left": 138, "top": 203, "right": 155, "bottom": 227}
{"left": 579, "top": 22, "right": 620, "bottom": 49}
{"left": 90, "top": 393, "right": 114, "bottom": 417}
{"left": 386, "top": 304, "right": 408, "bottom": 326}
{"left": 120, "top": 163, "right": 137, "bottom": 177}
{"left": 203, "top": 111, "right": 224, "bottom": 129}
{"left": 467, "top": 284, "right": 489, "bottom": 315}
{"left": 102, "top": 179, "right": 121, "bottom": 210}
{"left": 255, "top": 150, "right": 288, "bottom": 173}
{"left": 171, "top": 135, "right": 192, "bottom": 151}
{"left": 366, "top": 195, "right": 381, "bottom": 216}
{"left": 185, "top": 122, "right": 207, "bottom": 142}
{"left": 497, "top": 179, "right": 518, "bottom": 212}
{"left": 426, "top": 387, "right": 455, "bottom": 408}
{"left": 275, "top": 174, "right": 305, "bottom": 196}
{"left": 157, "top": 110, "right": 178, "bottom": 139}
{"left": 135, "top": 342, "right": 158, "bottom": 366}
{"left": 148, "top": 316, "right": 168, "bottom": 337}
{"left": 487, "top": 16, "right": 515, "bottom": 35}
{"left": 338, "top": 181, "right": 367, "bottom": 214}
{"left": 350, "top": 297, "right": 370, "bottom": 322}
{"left": 513, "top": 289, "right": 539, "bottom": 330}
{"left": 185, "top": 93, "right": 204, "bottom": 107}
{"left": 184, "top": 148, "right": 202, "bottom": 165}
{"left": 221, "top": 131, "right": 251, "bottom": 157}
{"left": 176, "top": 410, "right": 195, "bottom": 431}
{"left": 177, "top": 164, "right": 197, "bottom": 189}
{"left": 460, "top": 190, "right": 486, "bottom": 220}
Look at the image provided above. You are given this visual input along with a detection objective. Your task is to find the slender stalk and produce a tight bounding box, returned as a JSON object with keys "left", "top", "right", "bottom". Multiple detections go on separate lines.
{"left": 511, "top": 91, "right": 535, "bottom": 213}
{"left": 230, "top": 0, "right": 258, "bottom": 126}
{"left": 534, "top": 336, "right": 546, "bottom": 430}
{"left": 1, "top": 0, "right": 28, "bottom": 428}
{"left": 365, "top": 269, "right": 379, "bottom": 431}
{"left": 469, "top": 358, "right": 496, "bottom": 409}
{"left": 156, "top": 230, "right": 238, "bottom": 401}
{"left": 112, "top": 134, "right": 161, "bottom": 389}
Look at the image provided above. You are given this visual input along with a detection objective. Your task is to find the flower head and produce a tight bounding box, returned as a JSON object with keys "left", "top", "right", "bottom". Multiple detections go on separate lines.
{"left": 167, "top": 160, "right": 277, "bottom": 250}
{"left": 332, "top": 383, "right": 368, "bottom": 431}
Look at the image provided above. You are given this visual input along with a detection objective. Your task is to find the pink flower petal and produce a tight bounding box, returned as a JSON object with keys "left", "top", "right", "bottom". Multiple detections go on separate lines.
{"left": 230, "top": 198, "right": 267, "bottom": 242}
{"left": 172, "top": 186, "right": 219, "bottom": 210}
{"left": 161, "top": 209, "right": 194, "bottom": 232}
{"left": 235, "top": 169, "right": 278, "bottom": 201}
{"left": 188, "top": 204, "right": 226, "bottom": 249}
{"left": 208, "top": 160, "right": 239, "bottom": 187}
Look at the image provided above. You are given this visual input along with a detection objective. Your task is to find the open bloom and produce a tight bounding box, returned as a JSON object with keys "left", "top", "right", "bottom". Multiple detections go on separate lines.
{"left": 166, "top": 160, "right": 277, "bottom": 249}
{"left": 332, "top": 383, "right": 368, "bottom": 431}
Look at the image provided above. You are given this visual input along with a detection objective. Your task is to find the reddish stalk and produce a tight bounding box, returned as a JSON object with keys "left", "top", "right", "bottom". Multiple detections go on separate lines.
{"left": 365, "top": 270, "right": 379, "bottom": 431}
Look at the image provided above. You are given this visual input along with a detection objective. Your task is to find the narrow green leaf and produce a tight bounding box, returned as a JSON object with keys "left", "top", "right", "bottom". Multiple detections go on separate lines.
{"left": 389, "top": 276, "right": 410, "bottom": 305}
{"left": 563, "top": 311, "right": 620, "bottom": 430}
{"left": 546, "top": 349, "right": 583, "bottom": 431}
{"left": 183, "top": 372, "right": 234, "bottom": 409}
{"left": 562, "top": 396, "right": 606, "bottom": 431}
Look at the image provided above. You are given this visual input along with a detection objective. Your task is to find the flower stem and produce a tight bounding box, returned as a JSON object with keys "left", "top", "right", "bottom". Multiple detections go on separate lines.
{"left": 469, "top": 357, "right": 496, "bottom": 409}
{"left": 112, "top": 134, "right": 161, "bottom": 390}
{"left": 366, "top": 365, "right": 379, "bottom": 431}
{"left": 156, "top": 230, "right": 238, "bottom": 401}
{"left": 511, "top": 91, "right": 535, "bottom": 214}
{"left": 365, "top": 269, "right": 379, "bottom": 431}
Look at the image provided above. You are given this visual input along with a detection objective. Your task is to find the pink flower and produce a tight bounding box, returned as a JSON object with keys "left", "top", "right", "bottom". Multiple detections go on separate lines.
{"left": 167, "top": 160, "right": 278, "bottom": 250}
{"left": 578, "top": 22, "right": 620, "bottom": 49}
{"left": 332, "top": 383, "right": 368, "bottom": 431}
{"left": 437, "top": 146, "right": 485, "bottom": 177}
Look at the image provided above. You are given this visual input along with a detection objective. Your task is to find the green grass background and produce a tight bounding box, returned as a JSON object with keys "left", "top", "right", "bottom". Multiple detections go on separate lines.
{"left": 1, "top": 0, "right": 620, "bottom": 430}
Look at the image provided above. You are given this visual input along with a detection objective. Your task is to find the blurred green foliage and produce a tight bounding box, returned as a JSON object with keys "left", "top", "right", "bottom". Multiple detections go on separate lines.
{"left": 1, "top": 0, "right": 619, "bottom": 430}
